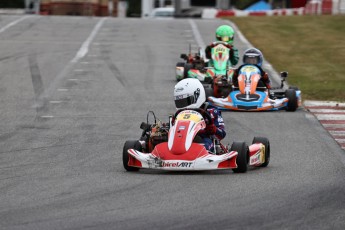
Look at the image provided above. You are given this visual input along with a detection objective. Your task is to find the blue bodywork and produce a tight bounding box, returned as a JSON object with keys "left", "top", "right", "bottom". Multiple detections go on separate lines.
{"left": 208, "top": 64, "right": 301, "bottom": 111}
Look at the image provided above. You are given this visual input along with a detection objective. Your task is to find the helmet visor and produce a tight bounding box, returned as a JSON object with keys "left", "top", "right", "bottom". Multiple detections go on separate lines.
{"left": 222, "top": 36, "right": 229, "bottom": 42}
{"left": 216, "top": 35, "right": 233, "bottom": 42}
{"left": 175, "top": 95, "right": 195, "bottom": 109}
{"left": 243, "top": 55, "right": 260, "bottom": 65}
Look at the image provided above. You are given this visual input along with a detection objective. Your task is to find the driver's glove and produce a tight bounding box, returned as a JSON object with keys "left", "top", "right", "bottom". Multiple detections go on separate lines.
{"left": 206, "top": 124, "right": 217, "bottom": 135}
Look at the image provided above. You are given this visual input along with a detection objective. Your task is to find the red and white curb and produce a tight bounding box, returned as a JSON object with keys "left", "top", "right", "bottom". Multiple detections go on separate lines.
{"left": 304, "top": 100, "right": 345, "bottom": 151}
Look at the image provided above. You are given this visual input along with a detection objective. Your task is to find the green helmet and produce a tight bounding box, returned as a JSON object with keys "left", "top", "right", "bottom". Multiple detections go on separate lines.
{"left": 215, "top": 25, "right": 235, "bottom": 45}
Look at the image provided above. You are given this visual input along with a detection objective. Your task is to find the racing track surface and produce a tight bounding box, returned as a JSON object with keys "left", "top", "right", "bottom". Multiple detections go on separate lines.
{"left": 0, "top": 15, "right": 345, "bottom": 230}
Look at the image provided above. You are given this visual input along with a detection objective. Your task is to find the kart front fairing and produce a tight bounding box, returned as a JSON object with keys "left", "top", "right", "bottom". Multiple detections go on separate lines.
{"left": 208, "top": 92, "right": 289, "bottom": 111}
{"left": 208, "top": 65, "right": 289, "bottom": 111}
{"left": 127, "top": 110, "right": 238, "bottom": 170}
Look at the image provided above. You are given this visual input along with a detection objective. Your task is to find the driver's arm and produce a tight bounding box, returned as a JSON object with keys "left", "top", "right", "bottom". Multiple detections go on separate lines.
{"left": 229, "top": 47, "right": 239, "bottom": 66}
{"left": 205, "top": 45, "right": 212, "bottom": 59}
{"left": 209, "top": 109, "right": 226, "bottom": 140}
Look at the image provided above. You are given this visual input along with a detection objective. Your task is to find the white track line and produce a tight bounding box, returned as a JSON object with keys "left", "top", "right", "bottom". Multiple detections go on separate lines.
{"left": 72, "top": 18, "right": 106, "bottom": 63}
{"left": 37, "top": 18, "right": 106, "bottom": 104}
{"left": 188, "top": 19, "right": 206, "bottom": 58}
{"left": 0, "top": 16, "right": 32, "bottom": 34}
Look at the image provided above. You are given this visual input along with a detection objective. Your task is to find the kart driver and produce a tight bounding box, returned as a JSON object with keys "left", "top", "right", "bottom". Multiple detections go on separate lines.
{"left": 173, "top": 78, "right": 226, "bottom": 152}
{"left": 205, "top": 25, "right": 239, "bottom": 67}
{"left": 232, "top": 48, "right": 271, "bottom": 89}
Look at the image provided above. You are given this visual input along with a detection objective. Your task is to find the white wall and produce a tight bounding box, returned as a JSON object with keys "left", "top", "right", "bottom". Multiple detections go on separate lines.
{"left": 339, "top": 0, "right": 345, "bottom": 13}
{"left": 142, "top": 0, "right": 154, "bottom": 17}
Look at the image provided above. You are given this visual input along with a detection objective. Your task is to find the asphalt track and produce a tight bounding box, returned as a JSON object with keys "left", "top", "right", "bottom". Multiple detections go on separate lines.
{"left": 0, "top": 15, "right": 345, "bottom": 230}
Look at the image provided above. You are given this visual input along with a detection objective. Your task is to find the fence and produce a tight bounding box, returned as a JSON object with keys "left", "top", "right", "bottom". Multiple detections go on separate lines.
{"left": 305, "top": 0, "right": 345, "bottom": 14}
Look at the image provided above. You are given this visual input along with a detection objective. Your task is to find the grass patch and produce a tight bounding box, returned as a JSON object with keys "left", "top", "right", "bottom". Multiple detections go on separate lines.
{"left": 228, "top": 15, "right": 345, "bottom": 102}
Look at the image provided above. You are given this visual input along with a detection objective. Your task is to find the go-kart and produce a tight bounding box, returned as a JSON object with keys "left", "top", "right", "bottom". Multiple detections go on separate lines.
{"left": 204, "top": 41, "right": 236, "bottom": 99}
{"left": 208, "top": 65, "right": 302, "bottom": 111}
{"left": 175, "top": 46, "right": 209, "bottom": 82}
{"left": 176, "top": 42, "right": 235, "bottom": 99}
{"left": 123, "top": 109, "right": 270, "bottom": 172}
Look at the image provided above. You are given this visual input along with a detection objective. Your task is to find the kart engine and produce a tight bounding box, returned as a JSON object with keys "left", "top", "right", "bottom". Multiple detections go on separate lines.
{"left": 150, "top": 121, "right": 169, "bottom": 148}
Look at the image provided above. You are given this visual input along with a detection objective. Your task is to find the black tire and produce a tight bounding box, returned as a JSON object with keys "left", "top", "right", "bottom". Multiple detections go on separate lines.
{"left": 219, "top": 87, "right": 232, "bottom": 98}
{"left": 176, "top": 62, "right": 185, "bottom": 67}
{"left": 252, "top": 137, "right": 270, "bottom": 167}
{"left": 205, "top": 87, "right": 213, "bottom": 100}
{"left": 184, "top": 63, "right": 193, "bottom": 78}
{"left": 123, "top": 140, "right": 142, "bottom": 171}
{"left": 285, "top": 89, "right": 297, "bottom": 112}
{"left": 231, "top": 142, "right": 249, "bottom": 173}
{"left": 176, "top": 62, "right": 185, "bottom": 81}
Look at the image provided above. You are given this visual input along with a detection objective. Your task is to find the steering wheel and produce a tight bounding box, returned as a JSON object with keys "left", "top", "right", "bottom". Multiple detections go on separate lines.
{"left": 174, "top": 108, "right": 213, "bottom": 125}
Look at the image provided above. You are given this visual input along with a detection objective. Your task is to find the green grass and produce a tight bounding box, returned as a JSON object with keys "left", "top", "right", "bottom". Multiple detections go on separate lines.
{"left": 228, "top": 15, "right": 345, "bottom": 102}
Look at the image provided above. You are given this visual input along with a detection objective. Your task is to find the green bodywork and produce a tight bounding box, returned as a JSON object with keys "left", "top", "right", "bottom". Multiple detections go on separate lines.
{"left": 207, "top": 43, "right": 235, "bottom": 81}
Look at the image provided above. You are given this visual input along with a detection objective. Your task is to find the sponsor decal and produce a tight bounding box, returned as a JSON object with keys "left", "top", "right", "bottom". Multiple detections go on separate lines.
{"left": 175, "top": 95, "right": 184, "bottom": 100}
{"left": 175, "top": 87, "right": 184, "bottom": 92}
{"left": 161, "top": 161, "right": 193, "bottom": 168}
{"left": 194, "top": 88, "right": 200, "bottom": 101}
{"left": 215, "top": 46, "right": 226, "bottom": 53}
{"left": 250, "top": 154, "right": 260, "bottom": 165}
{"left": 147, "top": 157, "right": 163, "bottom": 168}
{"left": 176, "top": 110, "right": 204, "bottom": 123}
{"left": 241, "top": 66, "right": 257, "bottom": 73}
{"left": 179, "top": 126, "right": 186, "bottom": 130}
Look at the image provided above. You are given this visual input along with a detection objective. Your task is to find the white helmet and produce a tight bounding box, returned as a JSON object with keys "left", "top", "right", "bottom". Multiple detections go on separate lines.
{"left": 174, "top": 78, "right": 206, "bottom": 109}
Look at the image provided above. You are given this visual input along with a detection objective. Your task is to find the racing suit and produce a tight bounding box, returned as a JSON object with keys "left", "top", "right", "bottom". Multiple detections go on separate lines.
{"left": 232, "top": 64, "right": 271, "bottom": 89}
{"left": 198, "top": 105, "right": 226, "bottom": 152}
{"left": 205, "top": 43, "right": 239, "bottom": 66}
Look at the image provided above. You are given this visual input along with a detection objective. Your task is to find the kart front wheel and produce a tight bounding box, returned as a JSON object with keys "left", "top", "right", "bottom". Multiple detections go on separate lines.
{"left": 205, "top": 87, "right": 214, "bottom": 100}
{"left": 252, "top": 137, "right": 270, "bottom": 167}
{"left": 123, "top": 140, "right": 142, "bottom": 171}
{"left": 176, "top": 62, "right": 185, "bottom": 81}
{"left": 231, "top": 142, "right": 249, "bottom": 173}
{"left": 285, "top": 89, "right": 297, "bottom": 112}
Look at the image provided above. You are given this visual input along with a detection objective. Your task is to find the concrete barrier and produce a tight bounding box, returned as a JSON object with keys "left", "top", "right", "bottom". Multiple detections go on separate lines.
{"left": 202, "top": 0, "right": 345, "bottom": 19}
{"left": 202, "top": 8, "right": 306, "bottom": 18}
{"left": 0, "top": 9, "right": 25, "bottom": 15}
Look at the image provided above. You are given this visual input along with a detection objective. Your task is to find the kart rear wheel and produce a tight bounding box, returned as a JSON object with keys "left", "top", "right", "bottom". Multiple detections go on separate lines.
{"left": 252, "top": 137, "right": 270, "bottom": 167}
{"left": 285, "top": 89, "right": 297, "bottom": 112}
{"left": 123, "top": 140, "right": 141, "bottom": 171}
{"left": 205, "top": 87, "right": 213, "bottom": 100}
{"left": 231, "top": 142, "right": 249, "bottom": 173}
{"left": 184, "top": 63, "right": 193, "bottom": 79}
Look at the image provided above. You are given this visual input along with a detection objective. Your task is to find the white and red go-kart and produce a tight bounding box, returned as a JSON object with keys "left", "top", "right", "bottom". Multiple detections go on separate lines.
{"left": 123, "top": 109, "right": 270, "bottom": 172}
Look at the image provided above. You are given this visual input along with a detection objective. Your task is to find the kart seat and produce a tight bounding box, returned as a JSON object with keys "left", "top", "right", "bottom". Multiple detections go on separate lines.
{"left": 193, "top": 135, "right": 204, "bottom": 143}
